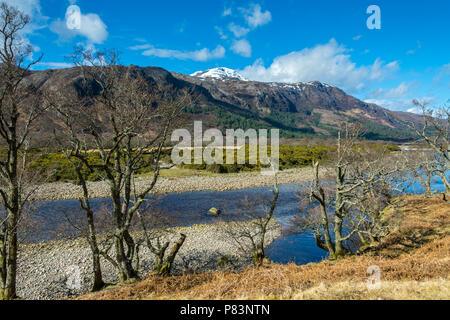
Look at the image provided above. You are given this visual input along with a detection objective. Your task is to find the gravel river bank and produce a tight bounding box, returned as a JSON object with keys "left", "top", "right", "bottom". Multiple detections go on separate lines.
{"left": 29, "top": 168, "right": 314, "bottom": 201}
{"left": 17, "top": 222, "right": 281, "bottom": 300}
{"left": 17, "top": 168, "right": 309, "bottom": 299}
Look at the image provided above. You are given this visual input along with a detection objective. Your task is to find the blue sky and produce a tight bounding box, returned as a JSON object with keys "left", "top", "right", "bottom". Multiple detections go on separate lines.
{"left": 8, "top": 0, "right": 450, "bottom": 113}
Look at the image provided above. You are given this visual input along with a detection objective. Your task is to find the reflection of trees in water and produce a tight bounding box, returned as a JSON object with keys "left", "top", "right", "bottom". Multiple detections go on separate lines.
{"left": 23, "top": 187, "right": 282, "bottom": 243}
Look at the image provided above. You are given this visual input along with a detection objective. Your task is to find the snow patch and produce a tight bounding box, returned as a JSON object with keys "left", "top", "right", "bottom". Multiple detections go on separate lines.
{"left": 191, "top": 67, "right": 248, "bottom": 81}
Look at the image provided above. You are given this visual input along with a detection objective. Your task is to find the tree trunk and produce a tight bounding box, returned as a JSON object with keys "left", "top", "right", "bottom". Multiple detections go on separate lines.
{"left": 115, "top": 236, "right": 138, "bottom": 283}
{"left": 85, "top": 220, "right": 105, "bottom": 291}
{"left": 312, "top": 161, "right": 335, "bottom": 256}
{"left": 109, "top": 178, "right": 138, "bottom": 283}
{"left": 77, "top": 165, "right": 105, "bottom": 291}
{"left": 319, "top": 204, "right": 335, "bottom": 256}
{"left": 4, "top": 206, "right": 18, "bottom": 300}
{"left": 153, "top": 249, "right": 166, "bottom": 275}
{"left": 156, "top": 234, "right": 186, "bottom": 277}
{"left": 255, "top": 225, "right": 267, "bottom": 267}
{"left": 425, "top": 177, "right": 432, "bottom": 197}
{"left": 0, "top": 225, "right": 6, "bottom": 291}
{"left": 90, "top": 248, "right": 105, "bottom": 291}
{"left": 3, "top": 150, "right": 20, "bottom": 300}
{"left": 333, "top": 163, "right": 348, "bottom": 259}
{"left": 333, "top": 214, "right": 346, "bottom": 258}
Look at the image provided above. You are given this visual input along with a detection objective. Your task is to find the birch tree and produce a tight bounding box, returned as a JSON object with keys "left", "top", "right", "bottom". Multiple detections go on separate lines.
{"left": 0, "top": 2, "right": 44, "bottom": 299}
{"left": 290, "top": 124, "right": 405, "bottom": 258}
{"left": 409, "top": 100, "right": 449, "bottom": 193}
{"left": 51, "top": 47, "right": 191, "bottom": 283}
{"left": 222, "top": 180, "right": 279, "bottom": 267}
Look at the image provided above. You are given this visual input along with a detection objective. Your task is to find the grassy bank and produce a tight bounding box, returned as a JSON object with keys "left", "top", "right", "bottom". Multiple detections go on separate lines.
{"left": 78, "top": 195, "right": 449, "bottom": 300}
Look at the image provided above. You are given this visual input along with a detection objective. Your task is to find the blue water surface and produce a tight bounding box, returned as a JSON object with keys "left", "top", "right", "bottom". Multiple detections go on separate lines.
{"left": 28, "top": 174, "right": 447, "bottom": 266}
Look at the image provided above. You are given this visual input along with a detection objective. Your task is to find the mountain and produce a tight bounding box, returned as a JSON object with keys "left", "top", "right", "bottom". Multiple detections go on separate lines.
{"left": 174, "top": 68, "right": 419, "bottom": 141}
{"left": 26, "top": 65, "right": 421, "bottom": 142}
{"left": 190, "top": 67, "right": 248, "bottom": 81}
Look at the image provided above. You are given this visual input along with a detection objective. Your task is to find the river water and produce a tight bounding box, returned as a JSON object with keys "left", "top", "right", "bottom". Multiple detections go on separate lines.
{"left": 25, "top": 175, "right": 447, "bottom": 265}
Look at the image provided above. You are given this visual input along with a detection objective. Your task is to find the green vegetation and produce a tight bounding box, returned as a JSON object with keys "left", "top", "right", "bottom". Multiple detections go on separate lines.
{"left": 15, "top": 142, "right": 400, "bottom": 183}
{"left": 30, "top": 152, "right": 103, "bottom": 182}
{"left": 186, "top": 105, "right": 317, "bottom": 138}
{"left": 181, "top": 144, "right": 332, "bottom": 173}
{"left": 27, "top": 150, "right": 173, "bottom": 183}
{"left": 186, "top": 105, "right": 417, "bottom": 142}
{"left": 362, "top": 122, "right": 416, "bottom": 142}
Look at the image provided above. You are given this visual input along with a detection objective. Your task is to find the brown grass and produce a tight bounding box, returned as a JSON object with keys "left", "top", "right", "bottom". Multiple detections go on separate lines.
{"left": 78, "top": 195, "right": 450, "bottom": 300}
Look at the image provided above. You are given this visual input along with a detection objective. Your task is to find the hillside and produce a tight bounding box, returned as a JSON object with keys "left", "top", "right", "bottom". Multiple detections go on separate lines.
{"left": 26, "top": 66, "right": 422, "bottom": 142}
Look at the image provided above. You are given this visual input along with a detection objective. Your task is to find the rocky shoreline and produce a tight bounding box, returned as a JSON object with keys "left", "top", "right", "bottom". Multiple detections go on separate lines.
{"left": 29, "top": 167, "right": 314, "bottom": 201}
{"left": 17, "top": 222, "right": 281, "bottom": 300}
{"left": 17, "top": 168, "right": 306, "bottom": 300}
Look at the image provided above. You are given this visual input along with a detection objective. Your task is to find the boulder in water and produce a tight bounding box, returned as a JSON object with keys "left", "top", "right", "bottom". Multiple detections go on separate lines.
{"left": 208, "top": 208, "right": 221, "bottom": 216}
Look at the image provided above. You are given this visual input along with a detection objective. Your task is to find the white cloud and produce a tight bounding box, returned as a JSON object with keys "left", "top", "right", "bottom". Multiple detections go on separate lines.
{"left": 365, "top": 99, "right": 414, "bottom": 112}
{"left": 214, "top": 26, "right": 227, "bottom": 40}
{"left": 142, "top": 45, "right": 225, "bottom": 61}
{"left": 228, "top": 23, "right": 250, "bottom": 38}
{"left": 36, "top": 62, "right": 73, "bottom": 69}
{"left": 2, "top": 0, "right": 47, "bottom": 49}
{"left": 239, "top": 39, "right": 399, "bottom": 93}
{"left": 368, "top": 82, "right": 410, "bottom": 99}
{"left": 50, "top": 4, "right": 108, "bottom": 44}
{"left": 365, "top": 97, "right": 435, "bottom": 112}
{"left": 384, "top": 82, "right": 410, "bottom": 98}
{"left": 129, "top": 44, "right": 152, "bottom": 51}
{"left": 407, "top": 107, "right": 422, "bottom": 114}
{"left": 2, "top": 0, "right": 41, "bottom": 21}
{"left": 241, "top": 4, "right": 272, "bottom": 28}
{"left": 434, "top": 63, "right": 450, "bottom": 84}
{"left": 219, "top": 4, "right": 270, "bottom": 53}
{"left": 353, "top": 35, "right": 362, "bottom": 41}
{"left": 231, "top": 39, "right": 251, "bottom": 57}
{"left": 223, "top": 8, "right": 232, "bottom": 17}
{"left": 1, "top": 0, "right": 48, "bottom": 63}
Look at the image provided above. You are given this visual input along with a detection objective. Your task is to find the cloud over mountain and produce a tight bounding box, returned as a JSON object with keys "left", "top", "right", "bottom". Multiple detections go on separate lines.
{"left": 240, "top": 39, "right": 399, "bottom": 93}
{"left": 141, "top": 45, "right": 225, "bottom": 61}
{"left": 231, "top": 39, "right": 252, "bottom": 57}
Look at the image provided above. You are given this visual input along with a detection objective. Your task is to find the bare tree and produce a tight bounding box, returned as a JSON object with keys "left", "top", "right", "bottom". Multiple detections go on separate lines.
{"left": 135, "top": 206, "right": 186, "bottom": 276}
{"left": 409, "top": 100, "right": 449, "bottom": 193}
{"left": 0, "top": 2, "right": 45, "bottom": 299}
{"left": 404, "top": 150, "right": 438, "bottom": 197}
{"left": 50, "top": 47, "right": 191, "bottom": 284}
{"left": 222, "top": 181, "right": 279, "bottom": 267}
{"left": 290, "top": 124, "right": 405, "bottom": 259}
{"left": 47, "top": 87, "right": 107, "bottom": 291}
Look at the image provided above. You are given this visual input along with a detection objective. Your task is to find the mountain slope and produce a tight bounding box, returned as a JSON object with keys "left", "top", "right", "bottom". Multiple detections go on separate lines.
{"left": 173, "top": 68, "right": 419, "bottom": 141}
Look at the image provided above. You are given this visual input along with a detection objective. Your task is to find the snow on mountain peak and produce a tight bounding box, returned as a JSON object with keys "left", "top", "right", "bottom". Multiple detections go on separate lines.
{"left": 190, "top": 67, "right": 248, "bottom": 81}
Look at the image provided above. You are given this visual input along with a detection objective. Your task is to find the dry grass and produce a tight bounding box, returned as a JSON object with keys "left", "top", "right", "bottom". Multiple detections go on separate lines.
{"left": 78, "top": 195, "right": 450, "bottom": 300}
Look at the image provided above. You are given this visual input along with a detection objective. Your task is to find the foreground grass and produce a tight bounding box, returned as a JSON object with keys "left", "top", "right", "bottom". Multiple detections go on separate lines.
{"left": 79, "top": 195, "right": 450, "bottom": 300}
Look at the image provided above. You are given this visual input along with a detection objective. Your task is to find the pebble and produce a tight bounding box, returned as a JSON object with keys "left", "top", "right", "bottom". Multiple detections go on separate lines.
{"left": 28, "top": 168, "right": 314, "bottom": 201}
{"left": 17, "top": 222, "right": 281, "bottom": 300}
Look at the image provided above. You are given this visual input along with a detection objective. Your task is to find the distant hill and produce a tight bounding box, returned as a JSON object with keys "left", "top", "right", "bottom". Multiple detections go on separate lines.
{"left": 27, "top": 65, "right": 422, "bottom": 142}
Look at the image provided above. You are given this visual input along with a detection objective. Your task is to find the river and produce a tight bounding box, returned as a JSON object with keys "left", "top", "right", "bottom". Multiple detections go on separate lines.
{"left": 22, "top": 175, "right": 448, "bottom": 265}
